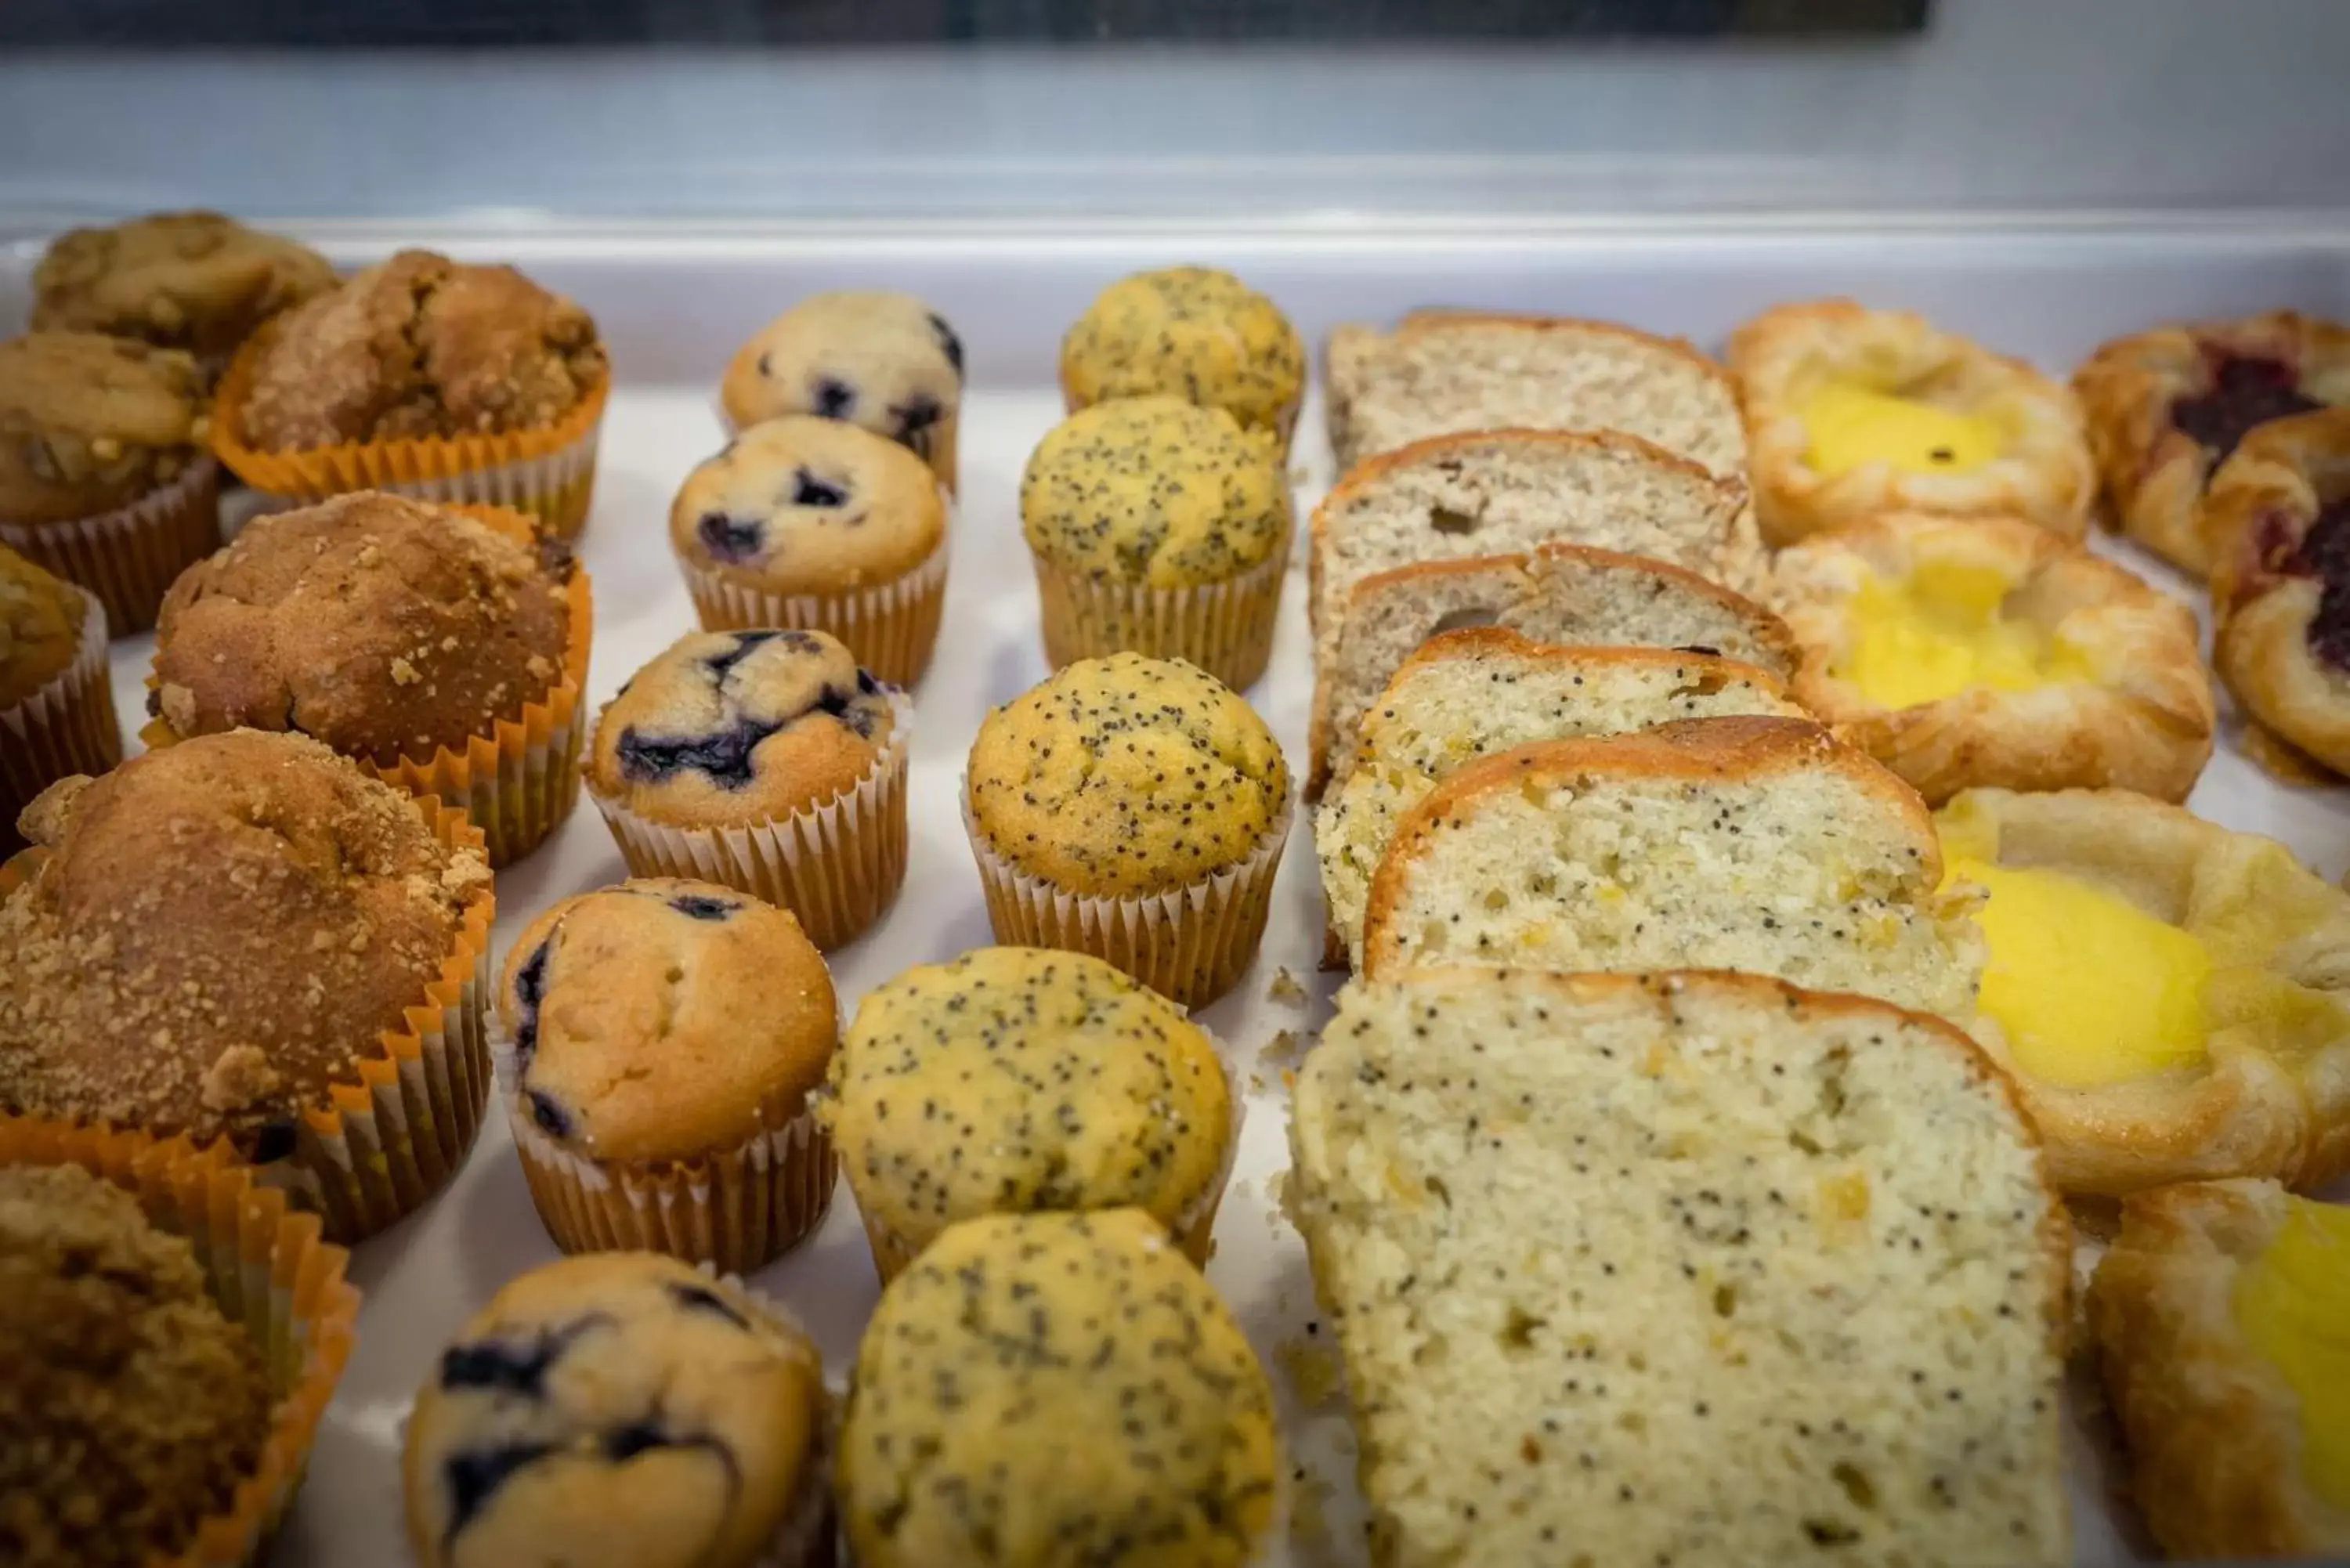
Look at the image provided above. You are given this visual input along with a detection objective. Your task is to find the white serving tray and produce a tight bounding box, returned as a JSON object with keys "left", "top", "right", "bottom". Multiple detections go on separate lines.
{"left": 9, "top": 216, "right": 2350, "bottom": 1567}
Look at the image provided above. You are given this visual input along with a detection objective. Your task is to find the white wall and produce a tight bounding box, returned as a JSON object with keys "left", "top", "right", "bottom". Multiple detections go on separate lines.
{"left": 0, "top": 1, "right": 2345, "bottom": 221}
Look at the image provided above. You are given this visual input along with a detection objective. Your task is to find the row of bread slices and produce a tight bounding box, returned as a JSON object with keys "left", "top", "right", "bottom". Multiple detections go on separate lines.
{"left": 1290, "top": 308, "right": 2350, "bottom": 1563}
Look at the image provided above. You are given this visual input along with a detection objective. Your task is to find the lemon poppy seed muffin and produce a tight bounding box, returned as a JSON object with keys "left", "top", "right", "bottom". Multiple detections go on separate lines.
{"left": 1059, "top": 266, "right": 1304, "bottom": 443}
{"left": 0, "top": 729, "right": 490, "bottom": 1166}
{"left": 154, "top": 491, "right": 574, "bottom": 765}
{"left": 0, "top": 331, "right": 212, "bottom": 529}
{"left": 671, "top": 417, "right": 949, "bottom": 684}
{"left": 589, "top": 628, "right": 895, "bottom": 831}
{"left": 403, "top": 1252, "right": 830, "bottom": 1568}
{"left": 237, "top": 250, "right": 606, "bottom": 450}
{"left": 822, "top": 945, "right": 1235, "bottom": 1280}
{"left": 497, "top": 879, "right": 839, "bottom": 1269}
{"left": 32, "top": 211, "right": 336, "bottom": 365}
{"left": 720, "top": 291, "right": 964, "bottom": 489}
{"left": 0, "top": 1162, "right": 275, "bottom": 1568}
{"left": 840, "top": 1207, "right": 1280, "bottom": 1568}
{"left": 965, "top": 655, "right": 1291, "bottom": 1004}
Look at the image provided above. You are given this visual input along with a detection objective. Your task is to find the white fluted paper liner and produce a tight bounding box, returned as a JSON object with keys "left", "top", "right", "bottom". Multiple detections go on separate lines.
{"left": 0, "top": 453, "right": 219, "bottom": 634}
{"left": 587, "top": 691, "right": 913, "bottom": 952}
{"left": 718, "top": 393, "right": 962, "bottom": 498}
{"left": 492, "top": 1032, "right": 839, "bottom": 1274}
{"left": 312, "top": 421, "right": 604, "bottom": 542}
{"left": 2, "top": 586, "right": 121, "bottom": 841}
{"left": 1032, "top": 526, "right": 1289, "bottom": 692}
{"left": 961, "top": 776, "right": 1293, "bottom": 1010}
{"left": 679, "top": 494, "right": 952, "bottom": 688}
{"left": 839, "top": 1028, "right": 1247, "bottom": 1285}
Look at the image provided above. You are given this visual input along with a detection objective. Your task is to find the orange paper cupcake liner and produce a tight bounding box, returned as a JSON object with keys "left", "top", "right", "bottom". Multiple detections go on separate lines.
{"left": 143, "top": 504, "right": 592, "bottom": 869}
{"left": 3, "top": 585, "right": 122, "bottom": 854}
{"left": 210, "top": 327, "right": 609, "bottom": 540}
{"left": 678, "top": 499, "right": 951, "bottom": 688}
{"left": 0, "top": 1115, "right": 362, "bottom": 1568}
{"left": 1032, "top": 527, "right": 1289, "bottom": 692}
{"left": 962, "top": 779, "right": 1293, "bottom": 1010}
{"left": 0, "top": 455, "right": 221, "bottom": 634}
{"left": 587, "top": 692, "right": 912, "bottom": 952}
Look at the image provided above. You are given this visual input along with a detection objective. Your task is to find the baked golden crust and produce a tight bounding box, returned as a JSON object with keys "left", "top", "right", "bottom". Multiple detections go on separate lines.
{"left": 2087, "top": 1179, "right": 2350, "bottom": 1559}
{"left": 1936, "top": 788, "right": 2350, "bottom": 1197}
{"left": 2210, "top": 409, "right": 2350, "bottom": 775}
{"left": 1774, "top": 511, "right": 2214, "bottom": 804}
{"left": 1730, "top": 299, "right": 2095, "bottom": 547}
{"left": 2074, "top": 310, "right": 2350, "bottom": 578}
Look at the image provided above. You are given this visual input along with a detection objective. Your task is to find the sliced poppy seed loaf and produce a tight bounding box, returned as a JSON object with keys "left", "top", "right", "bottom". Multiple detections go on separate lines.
{"left": 1286, "top": 967, "right": 2071, "bottom": 1568}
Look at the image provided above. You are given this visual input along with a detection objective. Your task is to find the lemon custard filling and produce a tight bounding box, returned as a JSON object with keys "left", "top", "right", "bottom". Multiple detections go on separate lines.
{"left": 1834, "top": 559, "right": 2091, "bottom": 710}
{"left": 1800, "top": 382, "right": 2005, "bottom": 480}
{"left": 2235, "top": 1197, "right": 2350, "bottom": 1512}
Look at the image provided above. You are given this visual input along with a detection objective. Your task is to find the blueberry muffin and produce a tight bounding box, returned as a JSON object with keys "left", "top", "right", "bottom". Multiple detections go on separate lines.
{"left": 721, "top": 291, "right": 964, "bottom": 492}
{"left": 964, "top": 653, "right": 1292, "bottom": 1005}
{"left": 0, "top": 331, "right": 219, "bottom": 633}
{"left": 2, "top": 544, "right": 118, "bottom": 858}
{"left": 0, "top": 1162, "right": 277, "bottom": 1568}
{"left": 587, "top": 628, "right": 909, "bottom": 949}
{"left": 1021, "top": 395, "right": 1291, "bottom": 687}
{"left": 1060, "top": 265, "right": 1304, "bottom": 448}
{"left": 152, "top": 490, "right": 587, "bottom": 865}
{"left": 32, "top": 211, "right": 336, "bottom": 366}
{"left": 0, "top": 729, "right": 494, "bottom": 1240}
{"left": 403, "top": 1252, "right": 830, "bottom": 1568}
{"left": 838, "top": 1208, "right": 1280, "bottom": 1568}
{"left": 215, "top": 249, "right": 609, "bottom": 537}
{"left": 497, "top": 878, "right": 839, "bottom": 1270}
{"left": 820, "top": 946, "right": 1235, "bottom": 1281}
{"left": 670, "top": 416, "right": 949, "bottom": 685}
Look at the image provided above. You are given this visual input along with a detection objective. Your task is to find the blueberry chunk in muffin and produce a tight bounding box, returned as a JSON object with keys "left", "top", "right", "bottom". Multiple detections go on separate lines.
{"left": 720, "top": 291, "right": 964, "bottom": 478}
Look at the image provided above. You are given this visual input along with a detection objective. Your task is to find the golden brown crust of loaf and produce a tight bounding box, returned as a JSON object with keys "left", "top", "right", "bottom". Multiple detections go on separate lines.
{"left": 238, "top": 250, "right": 606, "bottom": 451}
{"left": 0, "top": 729, "right": 492, "bottom": 1155}
{"left": 2074, "top": 310, "right": 2350, "bottom": 578}
{"left": 1383, "top": 623, "right": 1794, "bottom": 706}
{"left": 2087, "top": 1180, "right": 2350, "bottom": 1559}
{"left": 2210, "top": 409, "right": 2350, "bottom": 775}
{"left": 1777, "top": 511, "right": 2215, "bottom": 805}
{"left": 154, "top": 491, "right": 573, "bottom": 764}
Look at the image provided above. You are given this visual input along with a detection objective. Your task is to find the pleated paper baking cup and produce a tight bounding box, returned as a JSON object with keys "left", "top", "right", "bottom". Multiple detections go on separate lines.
{"left": 2, "top": 585, "right": 122, "bottom": 851}
{"left": 140, "top": 505, "right": 591, "bottom": 869}
{"left": 1032, "top": 532, "right": 1289, "bottom": 692}
{"left": 209, "top": 329, "right": 609, "bottom": 540}
{"left": 0, "top": 453, "right": 220, "bottom": 634}
{"left": 679, "top": 509, "right": 950, "bottom": 688}
{"left": 0, "top": 1115, "right": 361, "bottom": 1568}
{"left": 587, "top": 692, "right": 912, "bottom": 952}
{"left": 841, "top": 1036, "right": 1246, "bottom": 1286}
{"left": 962, "top": 780, "right": 1293, "bottom": 1009}
{"left": 491, "top": 1040, "right": 838, "bottom": 1275}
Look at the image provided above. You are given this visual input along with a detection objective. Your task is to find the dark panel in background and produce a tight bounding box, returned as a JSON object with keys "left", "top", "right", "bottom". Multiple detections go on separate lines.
{"left": 0, "top": 0, "right": 1929, "bottom": 48}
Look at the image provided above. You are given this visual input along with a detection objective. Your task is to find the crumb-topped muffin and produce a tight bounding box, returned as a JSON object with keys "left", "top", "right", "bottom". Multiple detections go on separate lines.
{"left": 965, "top": 653, "right": 1291, "bottom": 1005}
{"left": 0, "top": 1162, "right": 275, "bottom": 1568}
{"left": 839, "top": 1207, "right": 1280, "bottom": 1568}
{"left": 32, "top": 211, "right": 335, "bottom": 365}
{"left": 153, "top": 491, "right": 586, "bottom": 863}
{"left": 821, "top": 945, "right": 1235, "bottom": 1281}
{"left": 1059, "top": 266, "right": 1304, "bottom": 446}
{"left": 0, "top": 544, "right": 119, "bottom": 859}
{"left": 403, "top": 1252, "right": 830, "bottom": 1568}
{"left": 670, "top": 416, "right": 949, "bottom": 685}
{"left": 236, "top": 249, "right": 605, "bottom": 450}
{"left": 721, "top": 291, "right": 964, "bottom": 490}
{"left": 497, "top": 879, "right": 838, "bottom": 1270}
{"left": 1021, "top": 396, "right": 1290, "bottom": 687}
{"left": 0, "top": 730, "right": 492, "bottom": 1236}
{"left": 587, "top": 628, "right": 909, "bottom": 948}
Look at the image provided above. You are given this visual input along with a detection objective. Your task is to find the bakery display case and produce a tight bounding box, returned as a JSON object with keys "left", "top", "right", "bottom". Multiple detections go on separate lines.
{"left": 5, "top": 4, "right": 2350, "bottom": 1564}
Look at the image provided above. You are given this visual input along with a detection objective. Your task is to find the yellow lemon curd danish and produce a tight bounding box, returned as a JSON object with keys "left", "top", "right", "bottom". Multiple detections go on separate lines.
{"left": 1777, "top": 513, "right": 2212, "bottom": 804}
{"left": 1937, "top": 788, "right": 2350, "bottom": 1197}
{"left": 2090, "top": 1180, "right": 2350, "bottom": 1559}
{"left": 1730, "top": 298, "right": 2093, "bottom": 545}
